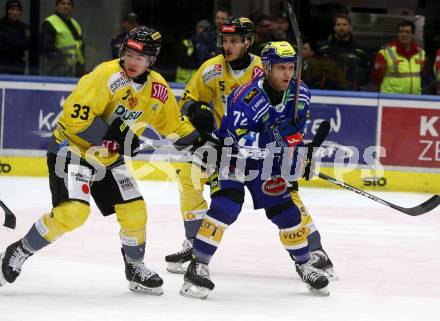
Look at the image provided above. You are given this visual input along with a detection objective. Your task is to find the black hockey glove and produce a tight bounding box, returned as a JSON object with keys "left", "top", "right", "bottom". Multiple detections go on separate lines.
{"left": 187, "top": 101, "right": 215, "bottom": 133}
{"left": 102, "top": 118, "right": 140, "bottom": 157}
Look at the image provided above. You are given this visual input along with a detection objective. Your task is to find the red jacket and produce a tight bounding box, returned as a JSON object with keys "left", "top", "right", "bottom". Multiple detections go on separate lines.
{"left": 435, "top": 49, "right": 440, "bottom": 80}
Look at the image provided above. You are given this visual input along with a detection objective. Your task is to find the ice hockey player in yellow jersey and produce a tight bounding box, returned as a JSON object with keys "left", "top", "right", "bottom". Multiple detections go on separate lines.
{"left": 165, "top": 17, "right": 263, "bottom": 273}
{"left": 0, "top": 26, "right": 198, "bottom": 295}
{"left": 165, "top": 17, "right": 337, "bottom": 281}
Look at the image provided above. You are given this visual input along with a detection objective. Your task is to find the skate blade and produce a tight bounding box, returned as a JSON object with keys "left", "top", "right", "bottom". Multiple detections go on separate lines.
{"left": 0, "top": 252, "right": 6, "bottom": 287}
{"left": 166, "top": 262, "right": 188, "bottom": 274}
{"left": 128, "top": 282, "right": 164, "bottom": 295}
{"left": 324, "top": 267, "right": 339, "bottom": 281}
{"left": 306, "top": 284, "right": 330, "bottom": 296}
{"left": 179, "top": 281, "right": 210, "bottom": 299}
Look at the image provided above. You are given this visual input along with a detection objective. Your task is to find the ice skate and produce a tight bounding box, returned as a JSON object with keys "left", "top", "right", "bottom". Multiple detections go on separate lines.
{"left": 122, "top": 249, "right": 163, "bottom": 295}
{"left": 180, "top": 258, "right": 214, "bottom": 299}
{"left": 165, "top": 238, "right": 194, "bottom": 274}
{"left": 310, "top": 248, "right": 338, "bottom": 281}
{"left": 0, "top": 240, "right": 33, "bottom": 286}
{"left": 296, "top": 259, "right": 330, "bottom": 296}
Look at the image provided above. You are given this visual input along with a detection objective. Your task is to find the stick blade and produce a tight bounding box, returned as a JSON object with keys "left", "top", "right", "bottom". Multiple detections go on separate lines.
{"left": 400, "top": 195, "right": 440, "bottom": 216}
{"left": 0, "top": 201, "right": 16, "bottom": 229}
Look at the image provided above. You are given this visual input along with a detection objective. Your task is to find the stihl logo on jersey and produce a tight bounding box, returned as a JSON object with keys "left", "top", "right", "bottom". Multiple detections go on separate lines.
{"left": 262, "top": 176, "right": 287, "bottom": 196}
{"left": 285, "top": 132, "right": 303, "bottom": 147}
{"left": 151, "top": 82, "right": 168, "bottom": 103}
{"left": 221, "top": 25, "right": 236, "bottom": 33}
{"left": 127, "top": 39, "right": 144, "bottom": 51}
{"left": 252, "top": 66, "right": 264, "bottom": 79}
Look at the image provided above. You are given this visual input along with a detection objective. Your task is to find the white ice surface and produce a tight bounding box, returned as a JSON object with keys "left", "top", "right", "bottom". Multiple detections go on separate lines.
{"left": 0, "top": 176, "right": 439, "bottom": 321}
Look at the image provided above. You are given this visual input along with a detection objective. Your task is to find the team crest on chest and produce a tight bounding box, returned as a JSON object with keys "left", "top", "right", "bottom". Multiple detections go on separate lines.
{"left": 151, "top": 82, "right": 168, "bottom": 103}
{"left": 128, "top": 96, "right": 138, "bottom": 108}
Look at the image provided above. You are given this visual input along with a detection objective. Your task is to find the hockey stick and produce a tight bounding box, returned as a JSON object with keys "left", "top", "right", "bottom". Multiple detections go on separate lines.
{"left": 135, "top": 132, "right": 221, "bottom": 154}
{"left": 282, "top": 0, "right": 303, "bottom": 123}
{"left": 0, "top": 200, "right": 16, "bottom": 229}
{"left": 318, "top": 173, "right": 440, "bottom": 216}
{"left": 306, "top": 122, "right": 440, "bottom": 216}
{"left": 310, "top": 121, "right": 330, "bottom": 147}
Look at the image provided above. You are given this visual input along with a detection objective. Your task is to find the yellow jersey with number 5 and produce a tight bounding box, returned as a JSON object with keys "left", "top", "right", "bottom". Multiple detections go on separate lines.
{"left": 178, "top": 53, "right": 263, "bottom": 127}
{"left": 53, "top": 59, "right": 194, "bottom": 166}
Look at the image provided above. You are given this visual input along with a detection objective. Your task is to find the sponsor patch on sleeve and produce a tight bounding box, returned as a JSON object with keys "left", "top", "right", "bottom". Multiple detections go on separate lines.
{"left": 242, "top": 87, "right": 259, "bottom": 105}
{"left": 107, "top": 71, "right": 129, "bottom": 94}
{"left": 233, "top": 82, "right": 252, "bottom": 102}
{"left": 202, "top": 64, "right": 223, "bottom": 84}
{"left": 151, "top": 82, "right": 168, "bottom": 103}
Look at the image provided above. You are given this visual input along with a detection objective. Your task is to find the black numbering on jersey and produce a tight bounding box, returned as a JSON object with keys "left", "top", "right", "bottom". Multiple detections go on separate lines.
{"left": 219, "top": 80, "right": 225, "bottom": 91}
{"left": 71, "top": 104, "right": 91, "bottom": 120}
{"left": 122, "top": 89, "right": 130, "bottom": 100}
{"left": 181, "top": 90, "right": 190, "bottom": 100}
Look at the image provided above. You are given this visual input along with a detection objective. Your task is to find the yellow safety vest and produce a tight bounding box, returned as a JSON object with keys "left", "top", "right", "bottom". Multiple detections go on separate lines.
{"left": 380, "top": 45, "right": 425, "bottom": 94}
{"left": 175, "top": 39, "right": 197, "bottom": 83}
{"left": 45, "top": 14, "right": 85, "bottom": 65}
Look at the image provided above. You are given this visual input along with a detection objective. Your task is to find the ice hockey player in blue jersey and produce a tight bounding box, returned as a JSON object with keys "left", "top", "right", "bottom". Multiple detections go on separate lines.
{"left": 180, "top": 41, "right": 330, "bottom": 299}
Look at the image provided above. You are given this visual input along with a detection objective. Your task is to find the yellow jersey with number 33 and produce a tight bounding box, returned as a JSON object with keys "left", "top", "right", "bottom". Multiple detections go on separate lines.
{"left": 178, "top": 53, "right": 264, "bottom": 126}
{"left": 53, "top": 59, "right": 194, "bottom": 167}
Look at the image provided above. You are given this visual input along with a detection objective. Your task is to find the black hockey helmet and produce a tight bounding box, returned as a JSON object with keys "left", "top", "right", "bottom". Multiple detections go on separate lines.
{"left": 217, "top": 16, "right": 254, "bottom": 48}
{"left": 120, "top": 25, "right": 161, "bottom": 65}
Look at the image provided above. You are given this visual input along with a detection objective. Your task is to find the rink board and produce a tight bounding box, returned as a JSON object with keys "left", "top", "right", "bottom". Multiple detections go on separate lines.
{"left": 0, "top": 76, "right": 439, "bottom": 194}
{"left": 0, "top": 155, "right": 439, "bottom": 194}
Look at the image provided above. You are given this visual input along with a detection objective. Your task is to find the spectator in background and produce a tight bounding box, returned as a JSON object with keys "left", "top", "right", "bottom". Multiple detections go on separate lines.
{"left": 0, "top": 0, "right": 30, "bottom": 74}
{"left": 271, "top": 12, "right": 294, "bottom": 44}
{"left": 302, "top": 39, "right": 349, "bottom": 90}
{"left": 110, "top": 13, "right": 140, "bottom": 59}
{"left": 214, "top": 7, "right": 230, "bottom": 31}
{"left": 249, "top": 15, "right": 275, "bottom": 55}
{"left": 175, "top": 19, "right": 216, "bottom": 83}
{"left": 434, "top": 49, "right": 440, "bottom": 94}
{"left": 40, "top": 0, "right": 85, "bottom": 77}
{"left": 318, "top": 14, "right": 370, "bottom": 91}
{"left": 372, "top": 20, "right": 426, "bottom": 95}
{"left": 211, "top": 7, "right": 231, "bottom": 54}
